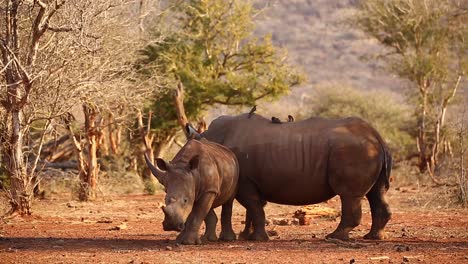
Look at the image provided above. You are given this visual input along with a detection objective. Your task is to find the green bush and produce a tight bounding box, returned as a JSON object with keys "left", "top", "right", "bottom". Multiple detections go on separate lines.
{"left": 305, "top": 84, "right": 416, "bottom": 161}
{"left": 0, "top": 172, "right": 9, "bottom": 190}
{"left": 143, "top": 179, "right": 157, "bottom": 195}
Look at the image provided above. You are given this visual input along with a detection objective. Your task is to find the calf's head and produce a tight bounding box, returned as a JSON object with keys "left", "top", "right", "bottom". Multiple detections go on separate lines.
{"left": 144, "top": 153, "right": 199, "bottom": 231}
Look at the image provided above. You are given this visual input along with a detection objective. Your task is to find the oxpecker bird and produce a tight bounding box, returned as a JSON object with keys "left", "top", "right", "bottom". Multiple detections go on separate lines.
{"left": 271, "top": 116, "right": 282, "bottom": 124}
{"left": 248, "top": 105, "right": 257, "bottom": 118}
{"left": 288, "top": 115, "right": 295, "bottom": 122}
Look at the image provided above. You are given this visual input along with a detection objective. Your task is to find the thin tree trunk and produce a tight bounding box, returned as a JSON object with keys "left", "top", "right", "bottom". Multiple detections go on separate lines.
{"left": 173, "top": 82, "right": 189, "bottom": 134}
{"left": 457, "top": 106, "right": 466, "bottom": 205}
{"left": 108, "top": 112, "right": 121, "bottom": 155}
{"left": 8, "top": 107, "right": 32, "bottom": 214}
{"left": 153, "top": 135, "right": 176, "bottom": 158}
{"left": 137, "top": 110, "right": 156, "bottom": 182}
{"left": 428, "top": 75, "right": 462, "bottom": 177}
{"left": 82, "top": 104, "right": 100, "bottom": 200}
{"left": 100, "top": 118, "right": 109, "bottom": 157}
{"left": 65, "top": 113, "right": 89, "bottom": 201}
{"left": 417, "top": 88, "right": 428, "bottom": 173}
{"left": 196, "top": 117, "right": 207, "bottom": 133}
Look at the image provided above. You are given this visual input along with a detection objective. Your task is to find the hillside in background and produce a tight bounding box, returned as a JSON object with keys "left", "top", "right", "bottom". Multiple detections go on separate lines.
{"left": 210, "top": 0, "right": 406, "bottom": 120}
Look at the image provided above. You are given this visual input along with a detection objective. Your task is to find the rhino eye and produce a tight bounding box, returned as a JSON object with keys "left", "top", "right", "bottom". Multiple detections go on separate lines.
{"left": 183, "top": 198, "right": 188, "bottom": 204}
{"left": 166, "top": 197, "right": 176, "bottom": 205}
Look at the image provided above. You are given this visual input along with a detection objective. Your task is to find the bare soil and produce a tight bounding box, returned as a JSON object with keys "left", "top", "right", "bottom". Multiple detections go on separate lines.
{"left": 1, "top": 187, "right": 467, "bottom": 264}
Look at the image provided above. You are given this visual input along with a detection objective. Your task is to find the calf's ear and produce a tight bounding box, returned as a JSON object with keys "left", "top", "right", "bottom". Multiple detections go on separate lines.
{"left": 155, "top": 158, "right": 169, "bottom": 171}
{"left": 188, "top": 155, "right": 199, "bottom": 170}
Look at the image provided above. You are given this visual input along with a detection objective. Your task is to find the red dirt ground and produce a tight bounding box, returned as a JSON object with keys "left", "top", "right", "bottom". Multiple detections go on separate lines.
{"left": 1, "top": 188, "right": 467, "bottom": 264}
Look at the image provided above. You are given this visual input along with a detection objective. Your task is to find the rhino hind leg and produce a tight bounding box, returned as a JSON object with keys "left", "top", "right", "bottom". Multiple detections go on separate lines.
{"left": 238, "top": 210, "right": 253, "bottom": 240}
{"left": 364, "top": 183, "right": 391, "bottom": 240}
{"left": 219, "top": 198, "right": 237, "bottom": 241}
{"left": 202, "top": 209, "right": 218, "bottom": 242}
{"left": 326, "top": 196, "right": 362, "bottom": 240}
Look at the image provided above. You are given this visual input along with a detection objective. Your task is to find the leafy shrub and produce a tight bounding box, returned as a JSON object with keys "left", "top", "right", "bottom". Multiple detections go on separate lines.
{"left": 305, "top": 84, "right": 416, "bottom": 161}
{"left": 143, "top": 179, "right": 157, "bottom": 195}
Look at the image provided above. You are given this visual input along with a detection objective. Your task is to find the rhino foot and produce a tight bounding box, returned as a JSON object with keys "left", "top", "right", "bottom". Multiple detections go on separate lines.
{"left": 237, "top": 230, "right": 250, "bottom": 241}
{"left": 248, "top": 231, "right": 269, "bottom": 241}
{"left": 219, "top": 230, "right": 237, "bottom": 241}
{"left": 325, "top": 231, "right": 350, "bottom": 241}
{"left": 201, "top": 233, "right": 218, "bottom": 242}
{"left": 176, "top": 232, "right": 202, "bottom": 245}
{"left": 363, "top": 231, "right": 386, "bottom": 240}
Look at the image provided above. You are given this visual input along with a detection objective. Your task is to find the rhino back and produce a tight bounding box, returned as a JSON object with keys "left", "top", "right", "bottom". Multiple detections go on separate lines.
{"left": 204, "top": 115, "right": 383, "bottom": 205}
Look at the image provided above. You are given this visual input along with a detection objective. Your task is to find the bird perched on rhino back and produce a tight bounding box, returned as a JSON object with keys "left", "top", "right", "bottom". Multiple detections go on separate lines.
{"left": 248, "top": 105, "right": 257, "bottom": 118}
{"left": 271, "top": 116, "right": 282, "bottom": 124}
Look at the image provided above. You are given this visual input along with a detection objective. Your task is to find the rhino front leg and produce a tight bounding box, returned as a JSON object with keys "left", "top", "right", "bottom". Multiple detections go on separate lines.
{"left": 202, "top": 209, "right": 218, "bottom": 242}
{"left": 219, "top": 197, "right": 236, "bottom": 241}
{"left": 246, "top": 201, "right": 268, "bottom": 241}
{"left": 176, "top": 193, "right": 216, "bottom": 245}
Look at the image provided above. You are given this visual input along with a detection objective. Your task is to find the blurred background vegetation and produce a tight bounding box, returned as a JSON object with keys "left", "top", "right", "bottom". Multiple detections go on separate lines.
{"left": 0, "top": 0, "right": 466, "bottom": 214}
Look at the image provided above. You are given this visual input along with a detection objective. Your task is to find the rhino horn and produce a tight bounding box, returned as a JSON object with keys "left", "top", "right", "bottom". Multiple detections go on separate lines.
{"left": 185, "top": 123, "right": 201, "bottom": 140}
{"left": 144, "top": 152, "right": 166, "bottom": 185}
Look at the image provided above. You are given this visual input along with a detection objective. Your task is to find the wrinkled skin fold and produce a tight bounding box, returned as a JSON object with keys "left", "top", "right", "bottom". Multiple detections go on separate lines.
{"left": 198, "top": 113, "right": 392, "bottom": 241}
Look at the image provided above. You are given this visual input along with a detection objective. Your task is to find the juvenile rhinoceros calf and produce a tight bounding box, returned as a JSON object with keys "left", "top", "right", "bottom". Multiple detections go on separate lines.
{"left": 144, "top": 138, "right": 239, "bottom": 245}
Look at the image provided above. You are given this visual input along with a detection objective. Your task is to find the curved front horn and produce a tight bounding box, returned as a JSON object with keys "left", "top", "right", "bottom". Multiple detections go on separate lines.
{"left": 144, "top": 153, "right": 166, "bottom": 185}
{"left": 185, "top": 123, "right": 201, "bottom": 140}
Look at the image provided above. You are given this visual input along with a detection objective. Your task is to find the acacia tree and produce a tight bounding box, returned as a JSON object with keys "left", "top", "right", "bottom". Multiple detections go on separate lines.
{"left": 0, "top": 0, "right": 159, "bottom": 212}
{"left": 59, "top": 0, "right": 159, "bottom": 201}
{"left": 0, "top": 0, "right": 80, "bottom": 214}
{"left": 355, "top": 0, "right": 466, "bottom": 180}
{"left": 137, "top": 0, "right": 304, "bottom": 155}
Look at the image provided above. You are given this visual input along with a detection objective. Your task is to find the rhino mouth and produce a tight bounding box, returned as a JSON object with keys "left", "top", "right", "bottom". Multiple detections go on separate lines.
{"left": 163, "top": 220, "right": 185, "bottom": 232}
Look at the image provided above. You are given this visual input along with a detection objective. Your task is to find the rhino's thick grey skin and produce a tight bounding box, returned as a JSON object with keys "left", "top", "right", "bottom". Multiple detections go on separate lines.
{"left": 145, "top": 139, "right": 239, "bottom": 245}
{"left": 199, "top": 113, "right": 392, "bottom": 241}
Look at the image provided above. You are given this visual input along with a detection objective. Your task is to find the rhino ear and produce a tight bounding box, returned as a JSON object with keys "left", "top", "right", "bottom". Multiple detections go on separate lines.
{"left": 188, "top": 155, "right": 199, "bottom": 170}
{"left": 155, "top": 158, "right": 169, "bottom": 172}
{"left": 144, "top": 153, "right": 167, "bottom": 185}
{"left": 185, "top": 123, "right": 201, "bottom": 140}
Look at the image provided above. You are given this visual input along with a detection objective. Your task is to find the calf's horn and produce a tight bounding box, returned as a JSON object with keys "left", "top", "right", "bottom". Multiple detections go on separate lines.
{"left": 144, "top": 152, "right": 166, "bottom": 185}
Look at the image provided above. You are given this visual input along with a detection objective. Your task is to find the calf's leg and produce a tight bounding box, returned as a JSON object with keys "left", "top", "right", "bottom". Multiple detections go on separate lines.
{"left": 219, "top": 197, "right": 237, "bottom": 241}
{"left": 176, "top": 193, "right": 216, "bottom": 245}
{"left": 202, "top": 209, "right": 218, "bottom": 242}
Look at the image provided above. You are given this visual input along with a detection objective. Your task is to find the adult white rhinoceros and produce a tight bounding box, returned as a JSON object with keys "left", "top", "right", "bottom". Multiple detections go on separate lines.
{"left": 189, "top": 113, "right": 392, "bottom": 241}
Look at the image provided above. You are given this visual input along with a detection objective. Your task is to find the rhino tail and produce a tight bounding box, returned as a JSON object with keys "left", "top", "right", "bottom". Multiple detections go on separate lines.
{"left": 374, "top": 132, "right": 392, "bottom": 191}
{"left": 381, "top": 145, "right": 392, "bottom": 191}
{"left": 366, "top": 122, "right": 392, "bottom": 191}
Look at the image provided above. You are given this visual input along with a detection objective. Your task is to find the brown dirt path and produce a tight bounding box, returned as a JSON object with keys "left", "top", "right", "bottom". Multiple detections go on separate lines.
{"left": 1, "top": 189, "right": 467, "bottom": 263}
